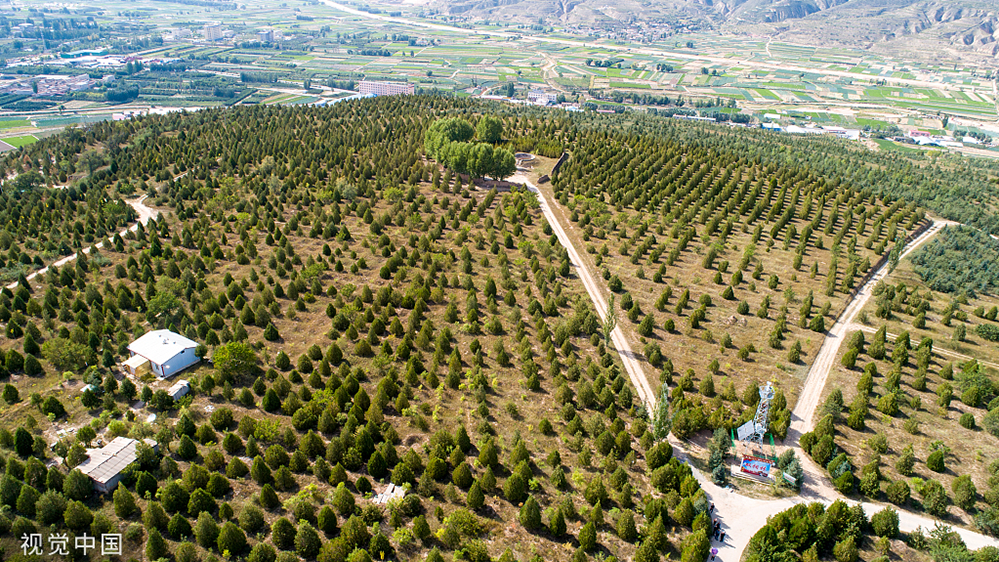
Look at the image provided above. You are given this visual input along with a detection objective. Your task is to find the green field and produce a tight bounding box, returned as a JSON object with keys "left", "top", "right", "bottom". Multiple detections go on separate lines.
{"left": 0, "top": 119, "right": 29, "bottom": 129}
{"left": 1, "top": 135, "right": 37, "bottom": 147}
{"left": 872, "top": 138, "right": 929, "bottom": 153}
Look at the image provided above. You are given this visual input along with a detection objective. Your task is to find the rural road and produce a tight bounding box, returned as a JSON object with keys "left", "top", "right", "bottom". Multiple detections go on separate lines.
{"left": 510, "top": 173, "right": 994, "bottom": 558}
{"left": 5, "top": 196, "right": 160, "bottom": 290}
{"left": 512, "top": 173, "right": 657, "bottom": 410}
{"left": 679, "top": 445, "right": 999, "bottom": 560}
{"left": 788, "top": 219, "right": 954, "bottom": 439}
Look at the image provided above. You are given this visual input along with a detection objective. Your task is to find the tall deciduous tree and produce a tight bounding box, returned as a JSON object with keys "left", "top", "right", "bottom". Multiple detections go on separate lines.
{"left": 476, "top": 116, "right": 503, "bottom": 143}
{"left": 212, "top": 342, "right": 258, "bottom": 379}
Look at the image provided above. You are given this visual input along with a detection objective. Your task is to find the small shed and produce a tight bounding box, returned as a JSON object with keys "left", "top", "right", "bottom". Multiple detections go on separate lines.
{"left": 125, "top": 330, "right": 200, "bottom": 379}
{"left": 167, "top": 379, "right": 190, "bottom": 400}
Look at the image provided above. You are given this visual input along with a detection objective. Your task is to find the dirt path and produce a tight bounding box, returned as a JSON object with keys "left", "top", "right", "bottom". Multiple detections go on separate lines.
{"left": 788, "top": 219, "right": 953, "bottom": 440}
{"left": 6, "top": 195, "right": 161, "bottom": 290}
{"left": 515, "top": 171, "right": 804, "bottom": 559}
{"left": 511, "top": 178, "right": 995, "bottom": 556}
{"left": 541, "top": 56, "right": 569, "bottom": 94}
{"left": 849, "top": 323, "right": 999, "bottom": 370}
{"left": 512, "top": 173, "right": 656, "bottom": 409}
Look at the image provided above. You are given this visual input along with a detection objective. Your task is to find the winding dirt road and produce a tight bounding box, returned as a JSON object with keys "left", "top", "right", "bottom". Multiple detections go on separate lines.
{"left": 513, "top": 171, "right": 995, "bottom": 558}
{"left": 6, "top": 195, "right": 160, "bottom": 290}
{"left": 788, "top": 219, "right": 954, "bottom": 440}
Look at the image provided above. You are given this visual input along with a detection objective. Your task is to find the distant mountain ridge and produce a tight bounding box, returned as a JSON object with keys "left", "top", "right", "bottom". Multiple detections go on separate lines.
{"left": 425, "top": 0, "right": 999, "bottom": 60}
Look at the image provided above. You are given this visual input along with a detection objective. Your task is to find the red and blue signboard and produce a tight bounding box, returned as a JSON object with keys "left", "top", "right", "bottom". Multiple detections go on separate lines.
{"left": 740, "top": 456, "right": 772, "bottom": 478}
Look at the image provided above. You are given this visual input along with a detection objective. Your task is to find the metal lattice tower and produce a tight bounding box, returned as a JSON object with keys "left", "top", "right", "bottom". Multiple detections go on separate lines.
{"left": 749, "top": 381, "right": 776, "bottom": 446}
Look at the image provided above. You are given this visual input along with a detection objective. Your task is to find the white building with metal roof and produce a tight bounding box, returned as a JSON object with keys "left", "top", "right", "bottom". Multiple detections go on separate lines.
{"left": 124, "top": 330, "right": 200, "bottom": 379}
{"left": 77, "top": 437, "right": 158, "bottom": 494}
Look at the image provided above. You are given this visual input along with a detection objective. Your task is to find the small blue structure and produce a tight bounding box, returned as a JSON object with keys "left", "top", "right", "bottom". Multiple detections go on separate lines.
{"left": 125, "top": 330, "right": 200, "bottom": 379}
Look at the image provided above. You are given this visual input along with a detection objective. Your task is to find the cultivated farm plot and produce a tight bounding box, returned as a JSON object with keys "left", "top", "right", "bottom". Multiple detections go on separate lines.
{"left": 0, "top": 134, "right": 37, "bottom": 148}
{"left": 0, "top": 119, "right": 29, "bottom": 129}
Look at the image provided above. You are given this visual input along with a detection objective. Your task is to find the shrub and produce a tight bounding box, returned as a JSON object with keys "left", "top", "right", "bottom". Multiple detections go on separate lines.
{"left": 503, "top": 473, "right": 527, "bottom": 504}
{"left": 178, "top": 435, "right": 198, "bottom": 460}
{"left": 895, "top": 446, "right": 915, "bottom": 476}
{"left": 41, "top": 396, "right": 65, "bottom": 418}
{"left": 63, "top": 469, "right": 92, "bottom": 501}
{"left": 113, "top": 486, "right": 137, "bottom": 518}
{"left": 519, "top": 496, "right": 541, "bottom": 531}
{"left": 466, "top": 481, "right": 485, "bottom": 510}
{"left": 176, "top": 542, "right": 199, "bottom": 562}
{"left": 36, "top": 490, "right": 66, "bottom": 525}
{"left": 811, "top": 435, "right": 835, "bottom": 466}
{"left": 866, "top": 433, "right": 888, "bottom": 454}
{"left": 833, "top": 536, "right": 859, "bottom": 562}
{"left": 927, "top": 449, "right": 946, "bottom": 473}
{"left": 952, "top": 475, "right": 977, "bottom": 511}
{"left": 217, "top": 521, "right": 247, "bottom": 555}
{"left": 272, "top": 517, "right": 296, "bottom": 550}
{"left": 263, "top": 323, "right": 280, "bottom": 341}
{"left": 976, "top": 323, "right": 999, "bottom": 342}
{"left": 674, "top": 497, "right": 695, "bottom": 526}
{"left": 295, "top": 521, "right": 322, "bottom": 558}
{"left": 145, "top": 528, "right": 169, "bottom": 561}
{"left": 314, "top": 505, "right": 338, "bottom": 536}
{"left": 578, "top": 521, "right": 596, "bottom": 552}
{"left": 1, "top": 384, "right": 17, "bottom": 405}
{"left": 143, "top": 501, "right": 169, "bottom": 531}
{"left": 609, "top": 508, "right": 636, "bottom": 542}
{"left": 921, "top": 480, "right": 949, "bottom": 516}
{"left": 834, "top": 471, "right": 855, "bottom": 495}
{"left": 195, "top": 511, "right": 219, "bottom": 548}
{"left": 168, "top": 513, "right": 192, "bottom": 540}
{"left": 276, "top": 351, "right": 291, "bottom": 370}
{"left": 870, "top": 508, "right": 899, "bottom": 538}
{"left": 841, "top": 349, "right": 858, "bottom": 369}
{"left": 249, "top": 543, "right": 277, "bottom": 562}
{"left": 333, "top": 483, "right": 355, "bottom": 516}
{"left": 809, "top": 314, "right": 825, "bottom": 332}
{"left": 239, "top": 504, "right": 265, "bottom": 534}
{"left": 681, "top": 529, "right": 710, "bottom": 562}
{"left": 876, "top": 392, "right": 899, "bottom": 416}
{"left": 983, "top": 407, "right": 999, "bottom": 438}
{"left": 886, "top": 480, "right": 911, "bottom": 507}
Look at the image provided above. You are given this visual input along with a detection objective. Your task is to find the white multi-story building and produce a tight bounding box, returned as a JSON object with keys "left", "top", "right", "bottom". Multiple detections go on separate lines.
{"left": 358, "top": 80, "right": 415, "bottom": 96}
{"left": 528, "top": 89, "right": 558, "bottom": 106}
{"left": 203, "top": 23, "right": 224, "bottom": 41}
{"left": 258, "top": 29, "right": 281, "bottom": 42}
{"left": 163, "top": 28, "right": 193, "bottom": 42}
